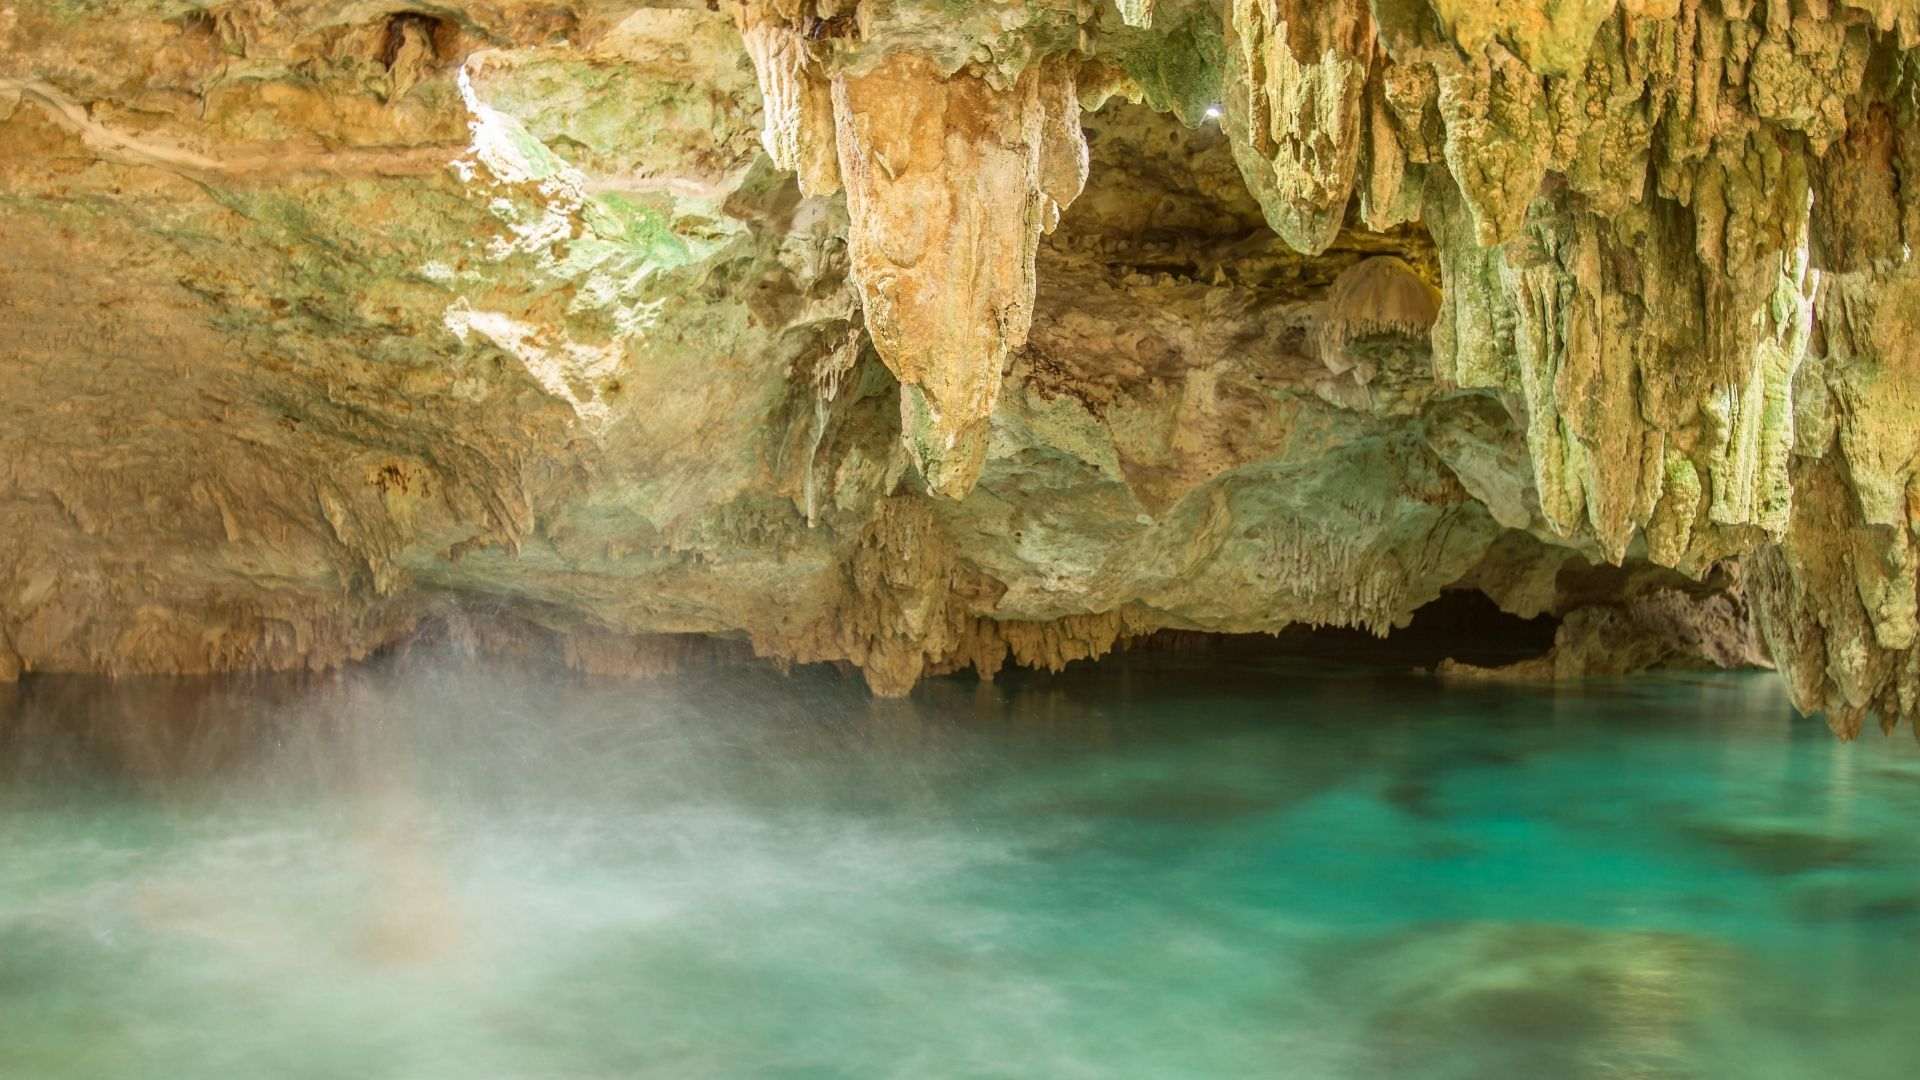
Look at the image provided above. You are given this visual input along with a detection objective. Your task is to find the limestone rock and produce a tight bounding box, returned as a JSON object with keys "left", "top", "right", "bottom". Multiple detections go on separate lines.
{"left": 1115, "top": 1, "right": 1158, "bottom": 31}
{"left": 734, "top": 0, "right": 841, "bottom": 196}
{"left": 833, "top": 51, "right": 1086, "bottom": 498}
{"left": 7, "top": 1, "right": 1920, "bottom": 740}
{"left": 1224, "top": 0, "right": 1374, "bottom": 253}
{"left": 1752, "top": 272, "right": 1920, "bottom": 738}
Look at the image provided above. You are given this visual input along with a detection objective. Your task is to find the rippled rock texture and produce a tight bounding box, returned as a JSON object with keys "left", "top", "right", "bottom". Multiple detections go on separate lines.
{"left": 3, "top": 1, "right": 1918, "bottom": 735}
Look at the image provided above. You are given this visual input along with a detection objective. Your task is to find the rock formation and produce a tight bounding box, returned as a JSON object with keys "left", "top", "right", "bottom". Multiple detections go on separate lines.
{"left": 4, "top": 1, "right": 1920, "bottom": 739}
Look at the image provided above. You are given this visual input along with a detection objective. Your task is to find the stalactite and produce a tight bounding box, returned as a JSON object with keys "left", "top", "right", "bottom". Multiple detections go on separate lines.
{"left": 1223, "top": 0, "right": 1375, "bottom": 253}
{"left": 832, "top": 53, "right": 1086, "bottom": 498}
{"left": 13, "top": 0, "right": 1920, "bottom": 738}
{"left": 733, "top": 0, "right": 841, "bottom": 195}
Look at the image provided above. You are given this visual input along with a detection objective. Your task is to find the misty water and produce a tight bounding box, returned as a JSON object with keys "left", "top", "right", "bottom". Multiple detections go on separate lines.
{"left": 4, "top": 655, "right": 1920, "bottom": 1079}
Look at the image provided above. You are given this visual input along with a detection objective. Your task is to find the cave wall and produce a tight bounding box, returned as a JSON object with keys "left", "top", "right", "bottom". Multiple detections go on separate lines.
{"left": 1, "top": 1, "right": 1916, "bottom": 736}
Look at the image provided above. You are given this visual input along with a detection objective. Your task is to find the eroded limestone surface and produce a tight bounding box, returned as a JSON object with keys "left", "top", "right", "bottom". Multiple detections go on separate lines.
{"left": 4, "top": 1, "right": 1920, "bottom": 737}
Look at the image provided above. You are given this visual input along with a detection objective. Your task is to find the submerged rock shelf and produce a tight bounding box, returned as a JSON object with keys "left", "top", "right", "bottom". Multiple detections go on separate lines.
{"left": 3, "top": 2, "right": 1919, "bottom": 736}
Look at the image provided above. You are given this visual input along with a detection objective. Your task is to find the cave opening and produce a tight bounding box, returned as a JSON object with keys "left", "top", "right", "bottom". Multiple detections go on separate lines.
{"left": 1056, "top": 589, "right": 1560, "bottom": 676}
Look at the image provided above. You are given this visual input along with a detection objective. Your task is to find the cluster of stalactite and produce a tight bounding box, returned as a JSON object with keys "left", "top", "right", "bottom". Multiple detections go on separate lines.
{"left": 720, "top": 0, "right": 1920, "bottom": 734}
{"left": 7, "top": 0, "right": 1920, "bottom": 736}
{"left": 734, "top": 1, "right": 1088, "bottom": 498}
{"left": 1220, "top": 0, "right": 1920, "bottom": 737}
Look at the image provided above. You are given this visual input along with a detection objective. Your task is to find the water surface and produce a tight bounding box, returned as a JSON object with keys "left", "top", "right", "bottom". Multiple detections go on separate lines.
{"left": 3, "top": 657, "right": 1918, "bottom": 1078}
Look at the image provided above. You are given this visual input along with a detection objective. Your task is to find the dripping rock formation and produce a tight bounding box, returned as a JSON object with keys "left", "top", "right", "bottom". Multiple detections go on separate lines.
{"left": 3, "top": 0, "right": 1918, "bottom": 738}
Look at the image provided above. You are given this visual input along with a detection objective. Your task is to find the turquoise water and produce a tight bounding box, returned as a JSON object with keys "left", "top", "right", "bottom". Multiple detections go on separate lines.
{"left": 3, "top": 657, "right": 1919, "bottom": 1078}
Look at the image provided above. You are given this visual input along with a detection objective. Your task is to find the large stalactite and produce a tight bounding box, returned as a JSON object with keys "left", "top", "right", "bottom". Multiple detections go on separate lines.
{"left": 3, "top": 1, "right": 1920, "bottom": 738}
{"left": 831, "top": 49, "right": 1088, "bottom": 498}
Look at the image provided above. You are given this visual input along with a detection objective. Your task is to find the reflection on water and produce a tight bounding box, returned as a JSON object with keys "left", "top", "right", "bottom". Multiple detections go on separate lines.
{"left": 3, "top": 657, "right": 1919, "bottom": 1078}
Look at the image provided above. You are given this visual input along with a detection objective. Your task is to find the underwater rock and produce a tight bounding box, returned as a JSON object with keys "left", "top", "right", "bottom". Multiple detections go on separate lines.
{"left": 1331, "top": 921, "right": 1736, "bottom": 1078}
{"left": 1683, "top": 817, "right": 1884, "bottom": 878}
